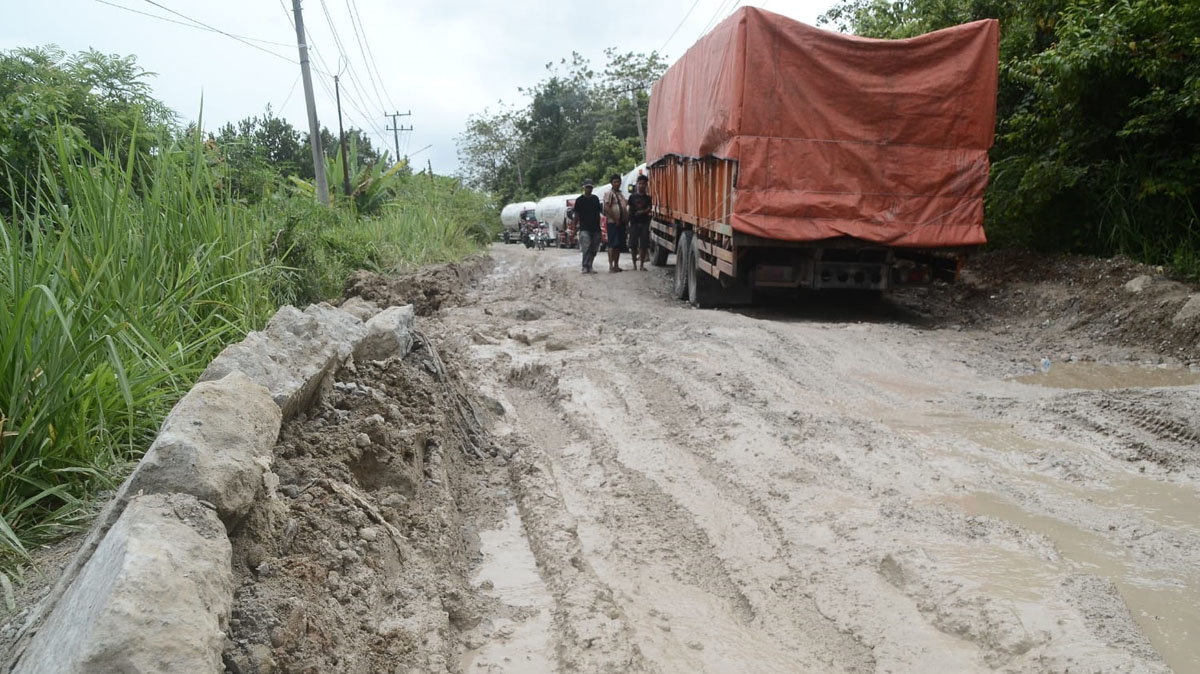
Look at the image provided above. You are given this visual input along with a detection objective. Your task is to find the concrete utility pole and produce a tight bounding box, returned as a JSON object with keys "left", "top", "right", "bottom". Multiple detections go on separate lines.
{"left": 631, "top": 90, "right": 646, "bottom": 157}
{"left": 385, "top": 111, "right": 412, "bottom": 164}
{"left": 293, "top": 0, "right": 330, "bottom": 206}
{"left": 334, "top": 76, "right": 351, "bottom": 197}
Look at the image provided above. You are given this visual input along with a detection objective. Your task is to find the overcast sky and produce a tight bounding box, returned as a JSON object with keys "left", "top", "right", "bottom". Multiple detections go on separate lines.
{"left": 2, "top": 0, "right": 840, "bottom": 175}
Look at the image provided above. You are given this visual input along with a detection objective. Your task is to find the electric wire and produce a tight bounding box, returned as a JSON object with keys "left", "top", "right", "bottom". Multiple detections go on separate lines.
{"left": 698, "top": 0, "right": 740, "bottom": 37}
{"left": 94, "top": 0, "right": 298, "bottom": 63}
{"left": 658, "top": 0, "right": 702, "bottom": 54}
{"left": 276, "top": 73, "right": 302, "bottom": 111}
{"left": 311, "top": 0, "right": 391, "bottom": 146}
{"left": 349, "top": 0, "right": 399, "bottom": 111}
{"left": 345, "top": 0, "right": 391, "bottom": 115}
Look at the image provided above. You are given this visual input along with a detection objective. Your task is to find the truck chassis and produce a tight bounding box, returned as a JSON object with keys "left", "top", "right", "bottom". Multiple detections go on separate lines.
{"left": 647, "top": 156, "right": 966, "bottom": 307}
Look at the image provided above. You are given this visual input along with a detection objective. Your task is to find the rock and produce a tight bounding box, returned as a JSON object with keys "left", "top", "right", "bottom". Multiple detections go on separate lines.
{"left": 506, "top": 326, "right": 548, "bottom": 345}
{"left": 1123, "top": 275, "right": 1153, "bottom": 293}
{"left": 355, "top": 433, "right": 371, "bottom": 448}
{"left": 126, "top": 371, "right": 281, "bottom": 525}
{"left": 13, "top": 494, "right": 233, "bottom": 674}
{"left": 470, "top": 330, "right": 498, "bottom": 345}
{"left": 354, "top": 305, "right": 416, "bottom": 362}
{"left": 358, "top": 526, "right": 378, "bottom": 542}
{"left": 339, "top": 296, "right": 381, "bottom": 321}
{"left": 1173, "top": 295, "right": 1200, "bottom": 325}
{"left": 544, "top": 338, "right": 569, "bottom": 352}
{"left": 199, "top": 303, "right": 366, "bottom": 419}
{"left": 509, "top": 307, "right": 544, "bottom": 321}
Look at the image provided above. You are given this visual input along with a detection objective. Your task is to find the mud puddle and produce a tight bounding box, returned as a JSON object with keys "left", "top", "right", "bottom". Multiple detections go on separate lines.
{"left": 951, "top": 491, "right": 1199, "bottom": 672}
{"left": 460, "top": 505, "right": 555, "bottom": 673}
{"left": 1013, "top": 362, "right": 1200, "bottom": 389}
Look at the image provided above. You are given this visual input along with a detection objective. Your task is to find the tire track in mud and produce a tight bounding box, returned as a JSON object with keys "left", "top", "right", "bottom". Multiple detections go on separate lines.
{"left": 441, "top": 246, "right": 1198, "bottom": 673}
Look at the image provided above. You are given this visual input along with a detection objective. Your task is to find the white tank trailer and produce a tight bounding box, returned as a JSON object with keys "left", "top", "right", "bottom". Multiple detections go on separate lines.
{"left": 535, "top": 194, "right": 578, "bottom": 247}
{"left": 499, "top": 201, "right": 537, "bottom": 244}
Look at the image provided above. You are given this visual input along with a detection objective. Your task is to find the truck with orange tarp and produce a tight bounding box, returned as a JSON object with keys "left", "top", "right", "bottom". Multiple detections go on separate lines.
{"left": 645, "top": 8, "right": 999, "bottom": 306}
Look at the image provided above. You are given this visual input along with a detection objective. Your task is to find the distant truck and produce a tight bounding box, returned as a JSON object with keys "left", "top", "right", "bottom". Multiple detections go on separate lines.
{"left": 645, "top": 8, "right": 999, "bottom": 307}
{"left": 534, "top": 194, "right": 578, "bottom": 248}
{"left": 499, "top": 201, "right": 537, "bottom": 244}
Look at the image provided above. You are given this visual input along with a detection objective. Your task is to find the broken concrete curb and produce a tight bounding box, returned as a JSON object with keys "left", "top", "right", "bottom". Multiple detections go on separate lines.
{"left": 355, "top": 304, "right": 416, "bottom": 362}
{"left": 13, "top": 494, "right": 233, "bottom": 674}
{"left": 339, "top": 295, "right": 382, "bottom": 322}
{"left": 1173, "top": 295, "right": 1200, "bottom": 325}
{"left": 199, "top": 303, "right": 367, "bottom": 419}
{"left": 127, "top": 371, "right": 282, "bottom": 525}
{"left": 5, "top": 299, "right": 420, "bottom": 674}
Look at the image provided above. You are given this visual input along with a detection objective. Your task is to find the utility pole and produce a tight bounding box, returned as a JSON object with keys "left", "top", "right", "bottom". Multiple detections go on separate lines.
{"left": 427, "top": 159, "right": 433, "bottom": 184}
{"left": 631, "top": 90, "right": 646, "bottom": 157}
{"left": 292, "top": 0, "right": 329, "bottom": 206}
{"left": 334, "top": 76, "right": 351, "bottom": 197}
{"left": 385, "top": 111, "right": 412, "bottom": 164}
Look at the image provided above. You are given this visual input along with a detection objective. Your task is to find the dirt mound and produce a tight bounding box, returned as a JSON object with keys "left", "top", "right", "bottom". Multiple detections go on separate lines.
{"left": 223, "top": 342, "right": 504, "bottom": 674}
{"left": 894, "top": 250, "right": 1200, "bottom": 362}
{"left": 341, "top": 257, "right": 491, "bottom": 316}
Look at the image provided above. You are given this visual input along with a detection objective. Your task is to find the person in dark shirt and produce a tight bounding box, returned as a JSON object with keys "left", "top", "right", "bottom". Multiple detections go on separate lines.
{"left": 627, "top": 174, "right": 653, "bottom": 270}
{"left": 574, "top": 178, "right": 603, "bottom": 274}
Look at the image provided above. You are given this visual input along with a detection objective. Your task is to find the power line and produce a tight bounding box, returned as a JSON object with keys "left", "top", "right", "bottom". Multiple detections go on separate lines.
{"left": 275, "top": 73, "right": 302, "bottom": 111}
{"left": 139, "top": 0, "right": 299, "bottom": 61}
{"left": 93, "top": 0, "right": 298, "bottom": 62}
{"left": 348, "top": 0, "right": 398, "bottom": 111}
{"left": 698, "top": 0, "right": 740, "bottom": 37}
{"left": 310, "top": 0, "right": 390, "bottom": 145}
{"left": 345, "top": 0, "right": 390, "bottom": 114}
{"left": 659, "top": 0, "right": 703, "bottom": 54}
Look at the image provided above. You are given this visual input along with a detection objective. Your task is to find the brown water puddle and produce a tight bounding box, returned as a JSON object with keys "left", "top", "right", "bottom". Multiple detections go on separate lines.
{"left": 883, "top": 411, "right": 1200, "bottom": 531}
{"left": 1013, "top": 362, "right": 1200, "bottom": 389}
{"left": 460, "top": 505, "right": 555, "bottom": 673}
{"left": 877, "top": 404, "right": 1200, "bottom": 671}
{"left": 951, "top": 491, "right": 1199, "bottom": 673}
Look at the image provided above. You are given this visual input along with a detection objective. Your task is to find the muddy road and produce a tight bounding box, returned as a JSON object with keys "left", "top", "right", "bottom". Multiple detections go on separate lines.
{"left": 437, "top": 244, "right": 1200, "bottom": 674}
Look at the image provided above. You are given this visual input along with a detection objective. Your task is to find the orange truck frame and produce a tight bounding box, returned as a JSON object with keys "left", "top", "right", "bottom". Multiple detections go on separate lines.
{"left": 644, "top": 9, "right": 999, "bottom": 307}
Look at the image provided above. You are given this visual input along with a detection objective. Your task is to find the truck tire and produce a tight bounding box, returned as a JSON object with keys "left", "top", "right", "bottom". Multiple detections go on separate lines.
{"left": 688, "top": 236, "right": 714, "bottom": 308}
{"left": 650, "top": 236, "right": 669, "bottom": 267}
{"left": 674, "top": 230, "right": 692, "bottom": 301}
{"left": 689, "top": 238, "right": 752, "bottom": 308}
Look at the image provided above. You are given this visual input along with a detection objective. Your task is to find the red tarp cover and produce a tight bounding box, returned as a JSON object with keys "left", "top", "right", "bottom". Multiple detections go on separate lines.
{"left": 646, "top": 8, "right": 999, "bottom": 247}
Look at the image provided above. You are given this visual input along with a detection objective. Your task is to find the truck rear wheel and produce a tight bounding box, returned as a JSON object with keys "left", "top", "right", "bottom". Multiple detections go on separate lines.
{"left": 689, "top": 238, "right": 752, "bottom": 308}
{"left": 674, "top": 231, "right": 692, "bottom": 301}
{"left": 650, "top": 237, "right": 669, "bottom": 267}
{"left": 688, "top": 237, "right": 715, "bottom": 308}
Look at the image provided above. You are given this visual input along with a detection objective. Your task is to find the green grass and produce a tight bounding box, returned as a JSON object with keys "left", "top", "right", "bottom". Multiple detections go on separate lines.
{"left": 0, "top": 131, "right": 494, "bottom": 565}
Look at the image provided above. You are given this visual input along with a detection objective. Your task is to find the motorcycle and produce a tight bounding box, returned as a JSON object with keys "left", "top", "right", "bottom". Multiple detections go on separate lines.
{"left": 535, "top": 224, "right": 551, "bottom": 250}
{"left": 521, "top": 221, "right": 537, "bottom": 249}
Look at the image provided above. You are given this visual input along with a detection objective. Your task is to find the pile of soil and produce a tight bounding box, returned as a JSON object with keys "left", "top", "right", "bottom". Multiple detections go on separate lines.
{"left": 341, "top": 257, "right": 491, "bottom": 317}
{"left": 894, "top": 250, "right": 1200, "bottom": 363}
{"left": 222, "top": 341, "right": 507, "bottom": 674}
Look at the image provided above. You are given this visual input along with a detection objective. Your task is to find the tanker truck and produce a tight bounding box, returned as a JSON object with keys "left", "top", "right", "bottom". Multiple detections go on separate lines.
{"left": 645, "top": 8, "right": 999, "bottom": 307}
{"left": 535, "top": 194, "right": 578, "bottom": 248}
{"left": 499, "top": 201, "right": 537, "bottom": 245}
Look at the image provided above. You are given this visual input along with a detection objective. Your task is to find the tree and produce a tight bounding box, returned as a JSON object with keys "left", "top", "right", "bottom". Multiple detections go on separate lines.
{"left": 0, "top": 46, "right": 174, "bottom": 214}
{"left": 456, "top": 49, "right": 666, "bottom": 207}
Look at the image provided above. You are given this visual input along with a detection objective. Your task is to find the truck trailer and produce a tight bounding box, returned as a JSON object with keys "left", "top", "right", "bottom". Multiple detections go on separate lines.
{"left": 645, "top": 8, "right": 999, "bottom": 307}
{"left": 499, "top": 201, "right": 537, "bottom": 244}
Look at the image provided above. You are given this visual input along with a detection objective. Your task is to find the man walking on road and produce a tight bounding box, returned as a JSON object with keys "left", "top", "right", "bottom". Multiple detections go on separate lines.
{"left": 574, "top": 179, "right": 602, "bottom": 274}
{"left": 627, "top": 174, "right": 652, "bottom": 270}
{"left": 602, "top": 173, "right": 628, "bottom": 272}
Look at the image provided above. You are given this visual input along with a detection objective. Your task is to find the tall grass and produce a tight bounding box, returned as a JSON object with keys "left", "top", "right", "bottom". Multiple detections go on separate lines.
{"left": 269, "top": 172, "right": 494, "bottom": 303}
{"left": 0, "top": 131, "right": 492, "bottom": 564}
{"left": 0, "top": 130, "right": 278, "bottom": 559}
